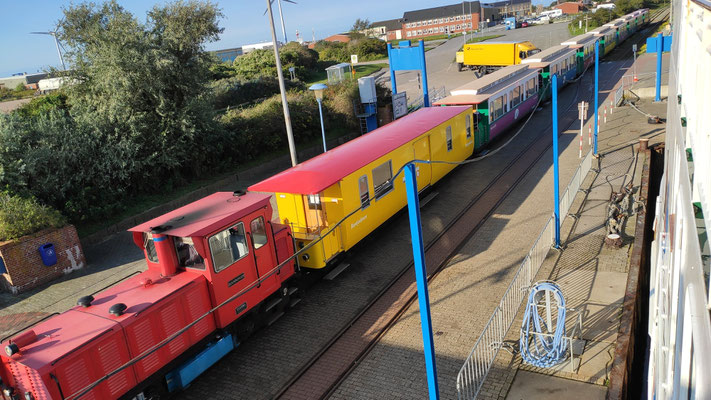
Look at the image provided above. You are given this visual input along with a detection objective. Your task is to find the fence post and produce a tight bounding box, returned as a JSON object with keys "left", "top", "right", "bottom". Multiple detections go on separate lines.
{"left": 594, "top": 40, "right": 600, "bottom": 156}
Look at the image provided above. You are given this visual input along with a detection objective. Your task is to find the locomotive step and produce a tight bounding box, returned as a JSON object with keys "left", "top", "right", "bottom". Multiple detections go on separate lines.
{"left": 323, "top": 262, "right": 351, "bottom": 281}
{"left": 266, "top": 311, "right": 285, "bottom": 327}
{"left": 264, "top": 297, "right": 283, "bottom": 313}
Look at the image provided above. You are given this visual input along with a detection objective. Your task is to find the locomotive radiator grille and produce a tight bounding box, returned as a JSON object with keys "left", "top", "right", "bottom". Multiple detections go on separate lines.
{"left": 97, "top": 338, "right": 132, "bottom": 397}
{"left": 8, "top": 361, "right": 51, "bottom": 400}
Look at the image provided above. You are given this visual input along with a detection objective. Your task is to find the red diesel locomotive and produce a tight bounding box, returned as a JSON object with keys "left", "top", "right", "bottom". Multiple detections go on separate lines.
{"left": 0, "top": 192, "right": 298, "bottom": 399}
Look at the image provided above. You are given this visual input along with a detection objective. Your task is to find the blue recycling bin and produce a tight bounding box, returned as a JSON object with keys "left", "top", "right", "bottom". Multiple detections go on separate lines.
{"left": 0, "top": 256, "right": 6, "bottom": 274}
{"left": 38, "top": 243, "right": 57, "bottom": 266}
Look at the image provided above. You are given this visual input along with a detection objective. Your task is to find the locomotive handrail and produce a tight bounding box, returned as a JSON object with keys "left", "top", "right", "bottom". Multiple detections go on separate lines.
{"left": 88, "top": 270, "right": 142, "bottom": 297}
{"left": 1, "top": 312, "right": 59, "bottom": 343}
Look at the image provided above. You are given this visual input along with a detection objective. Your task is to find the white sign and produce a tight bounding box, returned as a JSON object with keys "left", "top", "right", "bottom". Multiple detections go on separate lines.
{"left": 393, "top": 92, "right": 408, "bottom": 119}
{"left": 632, "top": 44, "right": 637, "bottom": 52}
{"left": 351, "top": 54, "right": 358, "bottom": 64}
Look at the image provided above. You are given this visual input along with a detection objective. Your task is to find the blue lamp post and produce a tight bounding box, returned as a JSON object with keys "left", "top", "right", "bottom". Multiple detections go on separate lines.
{"left": 309, "top": 83, "right": 328, "bottom": 153}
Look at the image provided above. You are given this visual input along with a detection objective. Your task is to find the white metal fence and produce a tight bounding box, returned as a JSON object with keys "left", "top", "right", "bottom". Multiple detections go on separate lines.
{"left": 456, "top": 148, "right": 594, "bottom": 399}
{"left": 409, "top": 86, "right": 447, "bottom": 111}
{"left": 646, "top": 0, "right": 711, "bottom": 397}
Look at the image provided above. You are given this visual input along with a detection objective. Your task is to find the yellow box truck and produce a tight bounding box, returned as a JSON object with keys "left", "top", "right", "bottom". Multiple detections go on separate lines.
{"left": 456, "top": 41, "right": 541, "bottom": 75}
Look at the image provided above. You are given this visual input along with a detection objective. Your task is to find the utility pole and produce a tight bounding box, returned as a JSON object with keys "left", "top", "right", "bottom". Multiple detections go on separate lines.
{"left": 266, "top": 0, "right": 298, "bottom": 166}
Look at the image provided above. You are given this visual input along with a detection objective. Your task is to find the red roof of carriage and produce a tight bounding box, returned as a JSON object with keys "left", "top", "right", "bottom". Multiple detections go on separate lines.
{"left": 248, "top": 106, "right": 469, "bottom": 195}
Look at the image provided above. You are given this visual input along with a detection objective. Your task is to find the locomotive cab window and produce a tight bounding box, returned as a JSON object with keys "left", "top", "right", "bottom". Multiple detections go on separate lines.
{"left": 250, "top": 216, "right": 268, "bottom": 249}
{"left": 175, "top": 237, "right": 205, "bottom": 270}
{"left": 209, "top": 222, "right": 248, "bottom": 273}
{"left": 144, "top": 233, "right": 159, "bottom": 263}
{"left": 372, "top": 161, "right": 393, "bottom": 199}
{"left": 359, "top": 175, "right": 370, "bottom": 208}
{"left": 446, "top": 126, "right": 453, "bottom": 151}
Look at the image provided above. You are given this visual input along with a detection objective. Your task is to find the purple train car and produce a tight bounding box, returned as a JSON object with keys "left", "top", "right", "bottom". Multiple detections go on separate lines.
{"left": 434, "top": 64, "right": 539, "bottom": 150}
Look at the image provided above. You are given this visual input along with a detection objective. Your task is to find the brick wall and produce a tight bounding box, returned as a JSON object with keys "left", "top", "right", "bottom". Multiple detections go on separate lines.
{"left": 0, "top": 225, "right": 85, "bottom": 294}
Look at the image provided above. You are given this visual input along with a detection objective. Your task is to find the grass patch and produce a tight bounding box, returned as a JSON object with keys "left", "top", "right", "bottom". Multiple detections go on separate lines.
{"left": 304, "top": 63, "right": 388, "bottom": 86}
{"left": 389, "top": 33, "right": 465, "bottom": 45}
{"left": 0, "top": 88, "right": 36, "bottom": 102}
{"left": 76, "top": 125, "right": 357, "bottom": 238}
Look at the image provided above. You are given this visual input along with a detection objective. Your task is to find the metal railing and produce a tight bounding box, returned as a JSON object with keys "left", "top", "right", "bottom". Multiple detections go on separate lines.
{"left": 560, "top": 149, "right": 594, "bottom": 219}
{"left": 409, "top": 86, "right": 446, "bottom": 112}
{"left": 456, "top": 148, "right": 594, "bottom": 399}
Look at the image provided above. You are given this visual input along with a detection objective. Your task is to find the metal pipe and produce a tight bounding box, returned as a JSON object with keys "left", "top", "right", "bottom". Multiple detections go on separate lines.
{"left": 594, "top": 40, "right": 599, "bottom": 156}
{"left": 552, "top": 74, "right": 560, "bottom": 248}
{"left": 317, "top": 98, "right": 327, "bottom": 152}
{"left": 404, "top": 163, "right": 440, "bottom": 400}
{"left": 266, "top": 0, "right": 298, "bottom": 166}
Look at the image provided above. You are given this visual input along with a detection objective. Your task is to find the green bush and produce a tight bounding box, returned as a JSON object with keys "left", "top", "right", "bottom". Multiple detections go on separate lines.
{"left": 0, "top": 193, "right": 67, "bottom": 242}
{"left": 314, "top": 38, "right": 387, "bottom": 63}
{"left": 211, "top": 76, "right": 304, "bottom": 110}
{"left": 14, "top": 83, "right": 26, "bottom": 92}
{"left": 231, "top": 43, "right": 319, "bottom": 81}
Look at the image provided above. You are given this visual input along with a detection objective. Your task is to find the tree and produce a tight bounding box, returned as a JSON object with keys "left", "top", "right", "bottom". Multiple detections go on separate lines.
{"left": 349, "top": 18, "right": 371, "bottom": 39}
{"left": 57, "top": 0, "right": 223, "bottom": 178}
{"left": 14, "top": 83, "right": 26, "bottom": 92}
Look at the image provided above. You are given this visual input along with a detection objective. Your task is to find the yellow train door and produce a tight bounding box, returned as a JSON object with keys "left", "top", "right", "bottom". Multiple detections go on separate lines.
{"left": 413, "top": 136, "right": 432, "bottom": 191}
{"left": 302, "top": 194, "right": 326, "bottom": 234}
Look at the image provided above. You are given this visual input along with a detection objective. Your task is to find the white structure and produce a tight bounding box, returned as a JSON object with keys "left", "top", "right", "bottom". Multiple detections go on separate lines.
{"left": 646, "top": 0, "right": 711, "bottom": 398}
{"left": 242, "top": 41, "right": 282, "bottom": 53}
{"left": 38, "top": 77, "right": 69, "bottom": 93}
{"left": 539, "top": 9, "right": 563, "bottom": 18}
{"left": 593, "top": 3, "right": 616, "bottom": 12}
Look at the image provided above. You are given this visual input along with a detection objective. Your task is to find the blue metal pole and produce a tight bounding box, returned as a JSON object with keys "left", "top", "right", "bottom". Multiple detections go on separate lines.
{"left": 317, "top": 98, "right": 327, "bottom": 152}
{"left": 419, "top": 39, "right": 430, "bottom": 107}
{"left": 593, "top": 40, "right": 599, "bottom": 156}
{"left": 655, "top": 32, "right": 662, "bottom": 102}
{"left": 387, "top": 43, "right": 398, "bottom": 95}
{"left": 552, "top": 75, "right": 560, "bottom": 248}
{"left": 404, "top": 163, "right": 439, "bottom": 400}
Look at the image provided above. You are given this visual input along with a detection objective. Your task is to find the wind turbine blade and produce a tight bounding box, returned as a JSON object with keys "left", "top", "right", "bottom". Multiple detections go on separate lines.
{"left": 283, "top": 0, "right": 297, "bottom": 4}
{"left": 263, "top": 0, "right": 275, "bottom": 15}
{"left": 30, "top": 32, "right": 52, "bottom": 35}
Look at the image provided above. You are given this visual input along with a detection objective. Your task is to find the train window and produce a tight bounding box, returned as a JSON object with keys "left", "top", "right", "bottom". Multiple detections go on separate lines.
{"left": 250, "top": 217, "right": 268, "bottom": 249}
{"left": 144, "top": 233, "right": 159, "bottom": 263}
{"left": 175, "top": 237, "right": 205, "bottom": 270}
{"left": 307, "top": 194, "right": 322, "bottom": 210}
{"left": 209, "top": 222, "right": 249, "bottom": 273}
{"left": 512, "top": 86, "right": 521, "bottom": 107}
{"left": 372, "top": 161, "right": 393, "bottom": 199}
{"left": 526, "top": 78, "right": 537, "bottom": 97}
{"left": 359, "top": 176, "right": 370, "bottom": 208}
{"left": 492, "top": 96, "right": 503, "bottom": 120}
{"left": 465, "top": 114, "right": 471, "bottom": 139}
{"left": 446, "top": 126, "right": 453, "bottom": 151}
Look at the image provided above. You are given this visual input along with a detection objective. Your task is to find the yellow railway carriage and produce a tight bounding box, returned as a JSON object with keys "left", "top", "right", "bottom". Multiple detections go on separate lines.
{"left": 248, "top": 106, "right": 473, "bottom": 269}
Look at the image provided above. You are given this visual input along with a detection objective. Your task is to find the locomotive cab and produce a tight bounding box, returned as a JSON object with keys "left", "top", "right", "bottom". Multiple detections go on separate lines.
{"left": 129, "top": 191, "right": 297, "bottom": 328}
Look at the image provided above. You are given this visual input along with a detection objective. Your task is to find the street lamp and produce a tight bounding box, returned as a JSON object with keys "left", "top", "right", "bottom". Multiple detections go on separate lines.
{"left": 309, "top": 83, "right": 328, "bottom": 153}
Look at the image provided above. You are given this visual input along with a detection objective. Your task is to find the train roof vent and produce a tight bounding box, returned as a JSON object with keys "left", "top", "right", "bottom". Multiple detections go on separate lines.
{"left": 77, "top": 295, "right": 94, "bottom": 308}
{"left": 109, "top": 303, "right": 128, "bottom": 317}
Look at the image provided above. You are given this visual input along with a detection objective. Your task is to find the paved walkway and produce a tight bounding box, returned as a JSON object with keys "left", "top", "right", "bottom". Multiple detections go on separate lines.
{"left": 328, "top": 54, "right": 666, "bottom": 399}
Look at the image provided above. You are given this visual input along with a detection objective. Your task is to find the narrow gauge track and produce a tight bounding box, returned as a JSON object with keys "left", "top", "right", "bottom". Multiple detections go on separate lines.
{"left": 275, "top": 13, "right": 668, "bottom": 394}
{"left": 275, "top": 73, "right": 591, "bottom": 400}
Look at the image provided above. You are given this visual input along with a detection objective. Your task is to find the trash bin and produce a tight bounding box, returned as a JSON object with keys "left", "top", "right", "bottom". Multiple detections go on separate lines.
{"left": 0, "top": 256, "right": 6, "bottom": 274}
{"left": 38, "top": 243, "right": 57, "bottom": 266}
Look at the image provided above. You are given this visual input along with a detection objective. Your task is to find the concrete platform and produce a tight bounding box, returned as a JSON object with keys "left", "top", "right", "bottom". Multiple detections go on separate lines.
{"left": 505, "top": 370, "right": 606, "bottom": 400}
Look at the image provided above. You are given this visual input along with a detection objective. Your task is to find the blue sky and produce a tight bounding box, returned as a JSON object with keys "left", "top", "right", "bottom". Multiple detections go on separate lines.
{"left": 0, "top": 0, "right": 545, "bottom": 77}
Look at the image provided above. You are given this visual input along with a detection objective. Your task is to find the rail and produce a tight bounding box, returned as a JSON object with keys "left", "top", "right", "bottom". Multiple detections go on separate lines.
{"left": 456, "top": 148, "right": 594, "bottom": 399}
